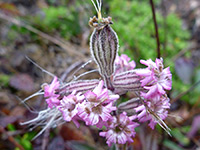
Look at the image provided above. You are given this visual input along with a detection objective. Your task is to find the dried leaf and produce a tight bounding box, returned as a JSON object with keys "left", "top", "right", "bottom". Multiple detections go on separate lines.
{"left": 47, "top": 136, "right": 65, "bottom": 150}
{"left": 60, "top": 123, "right": 84, "bottom": 141}
{"left": 9, "top": 73, "right": 35, "bottom": 92}
{"left": 0, "top": 3, "right": 20, "bottom": 16}
{"left": 66, "top": 141, "right": 95, "bottom": 150}
{"left": 175, "top": 57, "right": 194, "bottom": 84}
{"left": 10, "top": 106, "right": 26, "bottom": 117}
{"left": 0, "top": 116, "right": 20, "bottom": 128}
{"left": 187, "top": 115, "right": 200, "bottom": 138}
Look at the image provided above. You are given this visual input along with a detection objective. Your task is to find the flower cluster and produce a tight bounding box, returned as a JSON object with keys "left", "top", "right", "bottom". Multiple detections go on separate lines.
{"left": 100, "top": 112, "right": 139, "bottom": 146}
{"left": 58, "top": 91, "right": 84, "bottom": 127}
{"left": 28, "top": 55, "right": 172, "bottom": 146}
{"left": 24, "top": 1, "right": 173, "bottom": 147}
{"left": 134, "top": 58, "right": 172, "bottom": 129}
{"left": 136, "top": 58, "right": 172, "bottom": 99}
{"left": 44, "top": 77, "right": 60, "bottom": 108}
{"left": 115, "top": 54, "right": 136, "bottom": 74}
{"left": 43, "top": 77, "right": 140, "bottom": 146}
{"left": 78, "top": 80, "right": 119, "bottom": 128}
{"left": 44, "top": 79, "right": 118, "bottom": 124}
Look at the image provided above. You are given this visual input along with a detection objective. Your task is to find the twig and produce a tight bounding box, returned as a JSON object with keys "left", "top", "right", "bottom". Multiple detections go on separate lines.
{"left": 149, "top": 0, "right": 161, "bottom": 58}
{"left": 42, "top": 127, "right": 50, "bottom": 150}
{"left": 171, "top": 80, "right": 200, "bottom": 104}
{"left": 25, "top": 56, "right": 56, "bottom": 79}
{"left": 73, "top": 69, "right": 98, "bottom": 81}
{"left": 123, "top": 143, "right": 127, "bottom": 150}
{"left": 0, "top": 126, "right": 24, "bottom": 150}
{"left": 0, "top": 12, "right": 85, "bottom": 59}
{"left": 68, "top": 59, "right": 93, "bottom": 81}
{"left": 16, "top": 96, "right": 39, "bottom": 113}
{"left": 171, "top": 44, "right": 195, "bottom": 63}
{"left": 60, "top": 61, "right": 83, "bottom": 82}
{"left": 192, "top": 138, "right": 200, "bottom": 148}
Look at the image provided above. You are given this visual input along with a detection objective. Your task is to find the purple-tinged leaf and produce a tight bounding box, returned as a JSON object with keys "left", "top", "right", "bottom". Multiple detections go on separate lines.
{"left": 175, "top": 57, "right": 194, "bottom": 84}
{"left": 187, "top": 115, "right": 200, "bottom": 138}
{"left": 66, "top": 141, "right": 95, "bottom": 150}
{"left": 0, "top": 116, "right": 20, "bottom": 128}
{"left": 47, "top": 136, "right": 65, "bottom": 150}
{"left": 9, "top": 73, "right": 35, "bottom": 92}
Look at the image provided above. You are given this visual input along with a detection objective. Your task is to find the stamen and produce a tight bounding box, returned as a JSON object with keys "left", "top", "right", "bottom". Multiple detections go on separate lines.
{"left": 97, "top": 0, "right": 102, "bottom": 19}
{"left": 91, "top": 0, "right": 102, "bottom": 20}
{"left": 91, "top": 0, "right": 99, "bottom": 15}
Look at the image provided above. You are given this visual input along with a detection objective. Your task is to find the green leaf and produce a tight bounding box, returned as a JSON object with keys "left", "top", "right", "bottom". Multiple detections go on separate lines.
{"left": 0, "top": 74, "right": 10, "bottom": 87}
{"left": 7, "top": 124, "right": 16, "bottom": 131}
{"left": 109, "top": 144, "right": 118, "bottom": 150}
{"left": 20, "top": 139, "right": 32, "bottom": 150}
{"left": 171, "top": 128, "right": 190, "bottom": 146}
{"left": 163, "top": 140, "right": 184, "bottom": 150}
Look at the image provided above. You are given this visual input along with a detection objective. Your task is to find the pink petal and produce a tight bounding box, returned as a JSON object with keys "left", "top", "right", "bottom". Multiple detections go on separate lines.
{"left": 137, "top": 110, "right": 146, "bottom": 119}
{"left": 117, "top": 132, "right": 127, "bottom": 144}
{"left": 85, "top": 91, "right": 97, "bottom": 102}
{"left": 99, "top": 132, "right": 106, "bottom": 137}
{"left": 88, "top": 113, "right": 99, "bottom": 125}
{"left": 135, "top": 105, "right": 145, "bottom": 112}
{"left": 93, "top": 80, "right": 104, "bottom": 96}
{"left": 140, "top": 76, "right": 153, "bottom": 86}
{"left": 136, "top": 69, "right": 152, "bottom": 76}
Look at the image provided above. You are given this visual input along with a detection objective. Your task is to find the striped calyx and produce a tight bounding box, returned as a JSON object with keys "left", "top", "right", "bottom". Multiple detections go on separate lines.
{"left": 59, "top": 79, "right": 99, "bottom": 95}
{"left": 89, "top": 16, "right": 119, "bottom": 77}
{"left": 113, "top": 70, "right": 142, "bottom": 93}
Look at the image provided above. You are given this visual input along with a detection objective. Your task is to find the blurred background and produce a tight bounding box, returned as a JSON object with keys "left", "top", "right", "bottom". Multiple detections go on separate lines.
{"left": 0, "top": 0, "right": 200, "bottom": 149}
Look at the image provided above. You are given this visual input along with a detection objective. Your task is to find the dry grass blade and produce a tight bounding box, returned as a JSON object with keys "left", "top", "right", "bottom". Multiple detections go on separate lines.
{"left": 0, "top": 127, "right": 25, "bottom": 150}
{"left": 0, "top": 12, "right": 85, "bottom": 59}
{"left": 25, "top": 56, "right": 56, "bottom": 79}
{"left": 20, "top": 89, "right": 44, "bottom": 103}
{"left": 146, "top": 107, "right": 171, "bottom": 136}
{"left": 20, "top": 108, "right": 63, "bottom": 140}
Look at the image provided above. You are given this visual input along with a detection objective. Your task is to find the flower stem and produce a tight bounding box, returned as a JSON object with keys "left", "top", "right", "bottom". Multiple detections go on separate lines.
{"left": 149, "top": 0, "right": 161, "bottom": 58}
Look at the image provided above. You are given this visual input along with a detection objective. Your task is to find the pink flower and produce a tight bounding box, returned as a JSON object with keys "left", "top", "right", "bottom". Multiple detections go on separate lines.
{"left": 58, "top": 91, "right": 84, "bottom": 125}
{"left": 135, "top": 96, "right": 170, "bottom": 129}
{"left": 44, "top": 77, "right": 60, "bottom": 108}
{"left": 115, "top": 54, "right": 136, "bottom": 74}
{"left": 136, "top": 58, "right": 172, "bottom": 99}
{"left": 99, "top": 112, "right": 139, "bottom": 146}
{"left": 78, "top": 80, "right": 119, "bottom": 126}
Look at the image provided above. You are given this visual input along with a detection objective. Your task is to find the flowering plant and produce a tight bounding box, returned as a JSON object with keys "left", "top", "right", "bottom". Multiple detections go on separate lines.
{"left": 22, "top": 0, "right": 172, "bottom": 148}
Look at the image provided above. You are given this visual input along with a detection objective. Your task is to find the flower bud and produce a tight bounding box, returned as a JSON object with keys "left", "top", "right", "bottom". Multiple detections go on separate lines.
{"left": 89, "top": 16, "right": 118, "bottom": 77}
